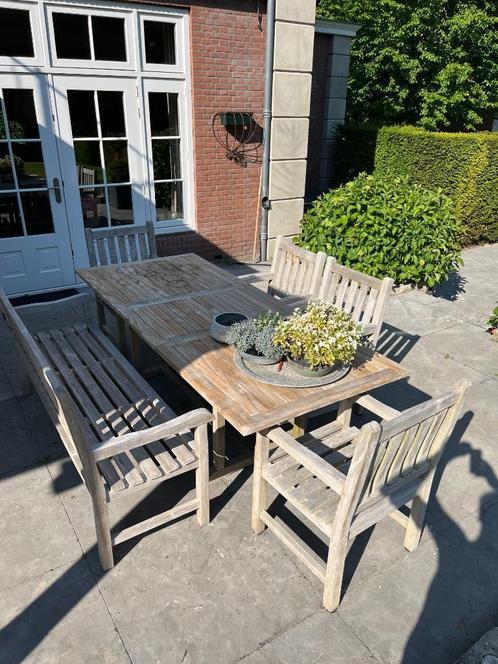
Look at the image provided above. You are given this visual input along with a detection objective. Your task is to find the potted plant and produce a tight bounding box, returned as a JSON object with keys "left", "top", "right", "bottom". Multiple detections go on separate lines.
{"left": 273, "top": 302, "right": 362, "bottom": 377}
{"left": 227, "top": 311, "right": 283, "bottom": 365}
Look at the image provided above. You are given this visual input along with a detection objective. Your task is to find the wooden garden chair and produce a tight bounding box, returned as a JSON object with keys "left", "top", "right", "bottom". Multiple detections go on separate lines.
{"left": 240, "top": 235, "right": 327, "bottom": 305}
{"left": 0, "top": 290, "right": 212, "bottom": 571}
{"left": 252, "top": 380, "right": 470, "bottom": 611}
{"left": 85, "top": 222, "right": 157, "bottom": 361}
{"left": 85, "top": 221, "right": 157, "bottom": 267}
{"left": 317, "top": 256, "right": 394, "bottom": 346}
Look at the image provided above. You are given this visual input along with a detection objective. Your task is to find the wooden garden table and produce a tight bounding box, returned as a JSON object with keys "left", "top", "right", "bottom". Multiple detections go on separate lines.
{"left": 78, "top": 254, "right": 409, "bottom": 474}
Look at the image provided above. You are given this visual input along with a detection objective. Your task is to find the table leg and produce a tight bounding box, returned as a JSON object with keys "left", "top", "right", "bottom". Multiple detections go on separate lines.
{"left": 292, "top": 414, "right": 308, "bottom": 438}
{"left": 129, "top": 328, "right": 143, "bottom": 370}
{"left": 96, "top": 296, "right": 106, "bottom": 332}
{"left": 337, "top": 398, "right": 355, "bottom": 428}
{"left": 116, "top": 317, "right": 127, "bottom": 356}
{"left": 252, "top": 430, "right": 270, "bottom": 534}
{"left": 212, "top": 409, "right": 226, "bottom": 471}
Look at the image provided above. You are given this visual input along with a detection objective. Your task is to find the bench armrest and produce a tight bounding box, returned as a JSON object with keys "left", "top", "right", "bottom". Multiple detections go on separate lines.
{"left": 267, "top": 427, "right": 346, "bottom": 495}
{"left": 355, "top": 394, "right": 401, "bottom": 421}
{"left": 93, "top": 408, "right": 214, "bottom": 462}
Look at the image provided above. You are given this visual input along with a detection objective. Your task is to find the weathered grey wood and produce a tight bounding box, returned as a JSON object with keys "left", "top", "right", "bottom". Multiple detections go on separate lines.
{"left": 256, "top": 381, "right": 470, "bottom": 611}
{"left": 212, "top": 409, "right": 226, "bottom": 471}
{"left": 251, "top": 430, "right": 270, "bottom": 534}
{"left": 318, "top": 256, "right": 394, "bottom": 346}
{"left": 77, "top": 254, "right": 408, "bottom": 444}
{"left": 0, "top": 290, "right": 213, "bottom": 571}
{"left": 85, "top": 224, "right": 157, "bottom": 267}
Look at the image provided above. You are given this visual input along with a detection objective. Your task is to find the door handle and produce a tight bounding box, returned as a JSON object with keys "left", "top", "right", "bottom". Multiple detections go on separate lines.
{"left": 49, "top": 178, "right": 63, "bottom": 203}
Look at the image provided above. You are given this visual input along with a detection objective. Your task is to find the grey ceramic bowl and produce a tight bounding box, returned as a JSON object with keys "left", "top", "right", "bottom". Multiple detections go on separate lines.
{"left": 209, "top": 312, "right": 248, "bottom": 343}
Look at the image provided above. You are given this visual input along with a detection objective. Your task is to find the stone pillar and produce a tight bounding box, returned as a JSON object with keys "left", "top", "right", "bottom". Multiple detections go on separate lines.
{"left": 267, "top": 0, "right": 316, "bottom": 258}
{"left": 318, "top": 28, "right": 358, "bottom": 191}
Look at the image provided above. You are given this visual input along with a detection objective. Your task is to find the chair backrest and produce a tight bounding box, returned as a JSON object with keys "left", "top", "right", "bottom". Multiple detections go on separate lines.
{"left": 317, "top": 256, "right": 393, "bottom": 345}
{"left": 0, "top": 290, "right": 98, "bottom": 486}
{"left": 335, "top": 380, "right": 470, "bottom": 539}
{"left": 85, "top": 221, "right": 158, "bottom": 267}
{"left": 270, "top": 236, "right": 327, "bottom": 299}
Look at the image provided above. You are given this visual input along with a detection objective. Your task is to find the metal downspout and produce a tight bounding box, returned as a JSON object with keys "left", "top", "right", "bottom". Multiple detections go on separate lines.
{"left": 259, "top": 0, "right": 276, "bottom": 263}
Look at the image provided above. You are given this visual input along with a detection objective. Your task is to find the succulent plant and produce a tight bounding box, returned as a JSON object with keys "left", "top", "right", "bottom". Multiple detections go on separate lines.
{"left": 227, "top": 310, "right": 283, "bottom": 358}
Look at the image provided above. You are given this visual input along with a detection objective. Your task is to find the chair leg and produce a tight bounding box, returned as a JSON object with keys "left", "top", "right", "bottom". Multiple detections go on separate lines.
{"left": 195, "top": 424, "right": 210, "bottom": 527}
{"left": 252, "top": 431, "right": 270, "bottom": 534}
{"left": 404, "top": 480, "right": 432, "bottom": 552}
{"left": 92, "top": 492, "right": 114, "bottom": 571}
{"left": 323, "top": 536, "right": 348, "bottom": 612}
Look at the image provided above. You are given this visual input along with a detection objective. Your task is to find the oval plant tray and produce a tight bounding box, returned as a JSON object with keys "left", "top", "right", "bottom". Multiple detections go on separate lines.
{"left": 234, "top": 352, "right": 351, "bottom": 388}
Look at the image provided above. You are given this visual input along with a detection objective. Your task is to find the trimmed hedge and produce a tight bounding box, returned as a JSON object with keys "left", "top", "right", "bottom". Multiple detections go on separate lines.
{"left": 332, "top": 125, "right": 498, "bottom": 245}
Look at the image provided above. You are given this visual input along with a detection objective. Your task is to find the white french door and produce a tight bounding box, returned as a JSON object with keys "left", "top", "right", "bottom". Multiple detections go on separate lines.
{"left": 0, "top": 73, "right": 75, "bottom": 295}
{"left": 53, "top": 76, "right": 147, "bottom": 270}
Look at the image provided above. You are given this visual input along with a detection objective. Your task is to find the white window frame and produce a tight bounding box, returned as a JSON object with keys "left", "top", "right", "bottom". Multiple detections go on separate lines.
{"left": 142, "top": 78, "right": 194, "bottom": 234}
{"left": 138, "top": 9, "right": 188, "bottom": 77}
{"left": 0, "top": 0, "right": 45, "bottom": 68}
{"left": 44, "top": 2, "right": 135, "bottom": 71}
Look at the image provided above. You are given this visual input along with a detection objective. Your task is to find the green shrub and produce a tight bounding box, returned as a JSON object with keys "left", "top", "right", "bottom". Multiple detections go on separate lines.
{"left": 297, "top": 172, "right": 462, "bottom": 288}
{"left": 375, "top": 126, "right": 498, "bottom": 245}
{"left": 488, "top": 306, "right": 498, "bottom": 328}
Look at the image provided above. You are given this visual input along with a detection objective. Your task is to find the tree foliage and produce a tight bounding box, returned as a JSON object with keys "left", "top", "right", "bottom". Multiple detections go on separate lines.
{"left": 316, "top": 0, "right": 498, "bottom": 130}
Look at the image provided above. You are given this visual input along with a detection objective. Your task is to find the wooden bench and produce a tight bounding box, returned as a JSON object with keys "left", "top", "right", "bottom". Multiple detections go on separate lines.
{"left": 0, "top": 290, "right": 212, "bottom": 571}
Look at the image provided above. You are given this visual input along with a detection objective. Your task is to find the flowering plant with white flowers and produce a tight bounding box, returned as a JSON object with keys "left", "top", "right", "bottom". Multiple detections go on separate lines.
{"left": 273, "top": 302, "right": 362, "bottom": 368}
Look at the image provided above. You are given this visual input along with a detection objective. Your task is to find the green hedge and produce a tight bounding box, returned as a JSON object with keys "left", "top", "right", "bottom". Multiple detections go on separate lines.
{"left": 332, "top": 125, "right": 498, "bottom": 245}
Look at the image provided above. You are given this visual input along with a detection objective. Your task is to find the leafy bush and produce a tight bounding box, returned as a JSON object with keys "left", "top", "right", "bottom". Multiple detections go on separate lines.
{"left": 273, "top": 302, "right": 362, "bottom": 368}
{"left": 488, "top": 306, "right": 498, "bottom": 328}
{"left": 297, "top": 172, "right": 462, "bottom": 288}
{"left": 227, "top": 311, "right": 283, "bottom": 359}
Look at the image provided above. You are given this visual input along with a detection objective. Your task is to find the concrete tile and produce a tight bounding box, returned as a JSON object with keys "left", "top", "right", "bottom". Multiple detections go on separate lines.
{"left": 94, "top": 489, "right": 318, "bottom": 664}
{"left": 338, "top": 512, "right": 498, "bottom": 664}
{"left": 428, "top": 290, "right": 498, "bottom": 328}
{"left": 243, "top": 610, "right": 377, "bottom": 663}
{"left": 0, "top": 560, "right": 130, "bottom": 664}
{"left": 0, "top": 465, "right": 82, "bottom": 591}
{"left": 418, "top": 321, "right": 498, "bottom": 379}
{"left": 0, "top": 397, "right": 43, "bottom": 476}
{"left": 18, "top": 302, "right": 86, "bottom": 334}
{"left": 384, "top": 296, "right": 462, "bottom": 337}
{"left": 0, "top": 364, "right": 15, "bottom": 403}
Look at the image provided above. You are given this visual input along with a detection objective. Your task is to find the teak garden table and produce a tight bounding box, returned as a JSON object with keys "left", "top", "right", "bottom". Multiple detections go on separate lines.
{"left": 78, "top": 254, "right": 409, "bottom": 473}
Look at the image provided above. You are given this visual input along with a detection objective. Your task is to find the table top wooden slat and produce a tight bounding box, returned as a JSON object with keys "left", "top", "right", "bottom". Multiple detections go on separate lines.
{"left": 78, "top": 255, "right": 409, "bottom": 436}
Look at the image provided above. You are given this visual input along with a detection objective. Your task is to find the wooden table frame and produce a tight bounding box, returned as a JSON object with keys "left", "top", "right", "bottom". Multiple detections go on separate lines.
{"left": 78, "top": 255, "right": 409, "bottom": 475}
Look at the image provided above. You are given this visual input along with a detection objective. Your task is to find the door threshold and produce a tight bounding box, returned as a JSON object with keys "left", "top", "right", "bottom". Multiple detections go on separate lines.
{"left": 10, "top": 287, "right": 86, "bottom": 308}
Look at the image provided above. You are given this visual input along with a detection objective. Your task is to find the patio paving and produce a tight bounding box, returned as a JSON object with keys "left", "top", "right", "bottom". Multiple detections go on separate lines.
{"left": 0, "top": 244, "right": 497, "bottom": 664}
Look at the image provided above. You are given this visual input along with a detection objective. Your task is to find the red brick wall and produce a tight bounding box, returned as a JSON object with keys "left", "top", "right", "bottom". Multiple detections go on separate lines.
{"left": 305, "top": 32, "right": 330, "bottom": 201}
{"left": 131, "top": 1, "right": 266, "bottom": 262}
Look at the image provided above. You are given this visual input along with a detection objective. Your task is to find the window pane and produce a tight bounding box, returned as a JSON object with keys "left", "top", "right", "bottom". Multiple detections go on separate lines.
{"left": 98, "top": 92, "right": 125, "bottom": 138}
{"left": 68, "top": 91, "right": 98, "bottom": 138}
{"left": 4, "top": 90, "right": 39, "bottom": 139}
{"left": 108, "top": 186, "right": 133, "bottom": 226}
{"left": 0, "top": 110, "right": 5, "bottom": 140}
{"left": 11, "top": 142, "right": 46, "bottom": 189}
{"left": 22, "top": 191, "right": 54, "bottom": 235}
{"left": 74, "top": 141, "right": 104, "bottom": 185}
{"left": 80, "top": 187, "right": 107, "bottom": 228}
{"left": 0, "top": 9, "right": 34, "bottom": 58}
{"left": 155, "top": 181, "right": 183, "bottom": 221}
{"left": 149, "top": 92, "right": 178, "bottom": 136}
{"left": 0, "top": 148, "right": 15, "bottom": 190}
{"left": 92, "top": 16, "right": 126, "bottom": 61}
{"left": 53, "top": 13, "right": 91, "bottom": 60}
{"left": 144, "top": 21, "right": 176, "bottom": 65}
{"left": 103, "top": 141, "right": 129, "bottom": 183}
{"left": 152, "top": 139, "right": 181, "bottom": 181}
{"left": 0, "top": 193, "right": 23, "bottom": 237}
